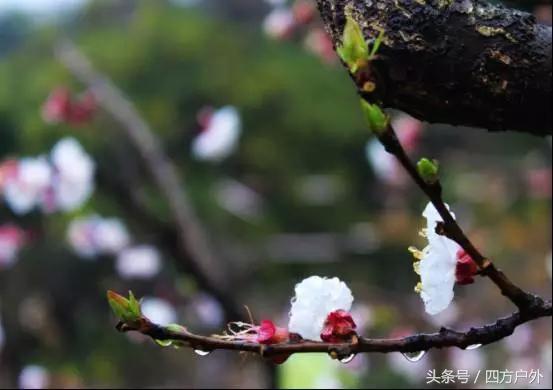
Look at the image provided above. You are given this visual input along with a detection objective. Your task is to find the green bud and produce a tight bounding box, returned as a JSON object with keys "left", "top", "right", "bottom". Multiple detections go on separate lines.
{"left": 166, "top": 324, "right": 187, "bottom": 333}
{"left": 417, "top": 158, "right": 440, "bottom": 184}
{"left": 107, "top": 290, "right": 142, "bottom": 322}
{"left": 360, "top": 100, "right": 389, "bottom": 135}
{"left": 337, "top": 14, "right": 369, "bottom": 73}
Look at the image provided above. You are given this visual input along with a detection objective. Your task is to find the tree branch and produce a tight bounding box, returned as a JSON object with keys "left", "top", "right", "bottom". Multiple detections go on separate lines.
{"left": 316, "top": 0, "right": 552, "bottom": 136}
{"left": 377, "top": 126, "right": 544, "bottom": 311}
{"left": 115, "top": 299, "right": 551, "bottom": 358}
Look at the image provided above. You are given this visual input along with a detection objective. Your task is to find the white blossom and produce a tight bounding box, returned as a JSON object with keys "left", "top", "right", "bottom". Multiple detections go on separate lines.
{"left": 192, "top": 106, "right": 241, "bottom": 162}
{"left": 262, "top": 7, "right": 295, "bottom": 40}
{"left": 412, "top": 202, "right": 461, "bottom": 316}
{"left": 140, "top": 297, "right": 177, "bottom": 326}
{"left": 2, "top": 157, "right": 52, "bottom": 215}
{"left": 67, "top": 215, "right": 130, "bottom": 258}
{"left": 18, "top": 365, "right": 49, "bottom": 390}
{"left": 115, "top": 245, "right": 161, "bottom": 279}
{"left": 50, "top": 137, "right": 95, "bottom": 212}
{"left": 288, "top": 276, "right": 354, "bottom": 341}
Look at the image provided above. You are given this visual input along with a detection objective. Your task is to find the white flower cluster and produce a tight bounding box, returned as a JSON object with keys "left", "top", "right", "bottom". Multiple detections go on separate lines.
{"left": 0, "top": 137, "right": 94, "bottom": 215}
{"left": 67, "top": 215, "right": 161, "bottom": 280}
{"left": 413, "top": 202, "right": 462, "bottom": 315}
{"left": 288, "top": 276, "right": 354, "bottom": 341}
{"left": 192, "top": 106, "right": 242, "bottom": 162}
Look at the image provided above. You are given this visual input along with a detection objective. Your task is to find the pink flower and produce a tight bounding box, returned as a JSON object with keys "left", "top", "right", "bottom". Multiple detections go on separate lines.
{"left": 304, "top": 28, "right": 336, "bottom": 64}
{"left": 320, "top": 310, "right": 357, "bottom": 343}
{"left": 42, "top": 87, "right": 72, "bottom": 124}
{"left": 41, "top": 87, "right": 96, "bottom": 126}
{"left": 455, "top": 249, "right": 478, "bottom": 285}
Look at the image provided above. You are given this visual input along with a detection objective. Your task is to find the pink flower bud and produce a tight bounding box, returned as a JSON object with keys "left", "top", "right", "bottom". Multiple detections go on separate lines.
{"left": 320, "top": 310, "right": 357, "bottom": 343}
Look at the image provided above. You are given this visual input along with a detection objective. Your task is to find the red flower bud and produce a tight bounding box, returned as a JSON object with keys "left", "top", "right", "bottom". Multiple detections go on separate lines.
{"left": 256, "top": 320, "right": 289, "bottom": 345}
{"left": 456, "top": 249, "right": 479, "bottom": 285}
{"left": 320, "top": 310, "right": 357, "bottom": 343}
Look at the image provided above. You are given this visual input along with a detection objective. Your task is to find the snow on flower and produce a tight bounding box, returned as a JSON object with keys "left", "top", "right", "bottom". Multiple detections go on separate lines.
{"left": 410, "top": 202, "right": 478, "bottom": 315}
{"left": 67, "top": 215, "right": 130, "bottom": 258}
{"left": 288, "top": 276, "right": 354, "bottom": 341}
{"left": 18, "top": 365, "right": 50, "bottom": 390}
{"left": 140, "top": 297, "right": 177, "bottom": 326}
{"left": 50, "top": 137, "right": 95, "bottom": 212}
{"left": 0, "top": 224, "right": 26, "bottom": 269}
{"left": 191, "top": 106, "right": 242, "bottom": 162}
{"left": 2, "top": 157, "right": 52, "bottom": 215}
{"left": 115, "top": 245, "right": 161, "bottom": 279}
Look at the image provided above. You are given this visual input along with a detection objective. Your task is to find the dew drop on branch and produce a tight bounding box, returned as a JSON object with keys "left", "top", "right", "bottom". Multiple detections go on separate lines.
{"left": 339, "top": 353, "right": 356, "bottom": 364}
{"left": 194, "top": 348, "right": 212, "bottom": 356}
{"left": 402, "top": 350, "right": 426, "bottom": 362}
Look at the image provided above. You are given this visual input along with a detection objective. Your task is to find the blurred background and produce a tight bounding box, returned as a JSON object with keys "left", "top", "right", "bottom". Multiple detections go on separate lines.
{"left": 0, "top": 0, "right": 551, "bottom": 388}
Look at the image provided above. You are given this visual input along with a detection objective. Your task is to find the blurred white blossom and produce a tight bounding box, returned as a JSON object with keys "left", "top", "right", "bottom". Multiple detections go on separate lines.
{"left": 140, "top": 297, "right": 177, "bottom": 326}
{"left": 263, "top": 7, "right": 295, "bottom": 40}
{"left": 2, "top": 157, "right": 52, "bottom": 215}
{"left": 288, "top": 276, "right": 354, "bottom": 341}
{"left": 67, "top": 216, "right": 130, "bottom": 258}
{"left": 116, "top": 245, "right": 161, "bottom": 279}
{"left": 50, "top": 137, "right": 95, "bottom": 212}
{"left": 192, "top": 106, "right": 241, "bottom": 162}
{"left": 18, "top": 365, "right": 50, "bottom": 390}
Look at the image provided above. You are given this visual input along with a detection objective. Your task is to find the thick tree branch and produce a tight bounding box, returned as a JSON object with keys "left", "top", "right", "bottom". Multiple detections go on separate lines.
{"left": 115, "top": 298, "right": 551, "bottom": 358}
{"left": 316, "top": 0, "right": 552, "bottom": 136}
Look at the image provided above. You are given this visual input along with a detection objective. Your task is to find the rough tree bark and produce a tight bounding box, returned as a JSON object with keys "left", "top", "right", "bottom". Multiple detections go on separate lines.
{"left": 316, "top": 0, "right": 552, "bottom": 136}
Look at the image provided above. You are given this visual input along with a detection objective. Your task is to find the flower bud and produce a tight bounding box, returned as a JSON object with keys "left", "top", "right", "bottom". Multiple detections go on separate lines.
{"left": 360, "top": 100, "right": 389, "bottom": 135}
{"left": 320, "top": 310, "right": 357, "bottom": 343}
{"left": 417, "top": 158, "right": 440, "bottom": 184}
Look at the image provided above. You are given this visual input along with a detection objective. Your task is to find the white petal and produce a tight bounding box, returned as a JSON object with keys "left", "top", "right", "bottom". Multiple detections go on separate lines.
{"left": 288, "top": 276, "right": 354, "bottom": 340}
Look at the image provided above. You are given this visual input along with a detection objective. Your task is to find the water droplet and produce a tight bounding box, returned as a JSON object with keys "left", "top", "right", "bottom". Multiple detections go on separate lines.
{"left": 194, "top": 348, "right": 211, "bottom": 356}
{"left": 402, "top": 350, "right": 426, "bottom": 362}
{"left": 339, "top": 353, "right": 356, "bottom": 364}
{"left": 466, "top": 343, "right": 482, "bottom": 350}
{"left": 155, "top": 339, "right": 173, "bottom": 347}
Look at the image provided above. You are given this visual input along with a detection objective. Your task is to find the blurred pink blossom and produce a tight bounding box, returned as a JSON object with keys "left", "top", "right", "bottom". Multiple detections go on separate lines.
{"left": 0, "top": 224, "right": 26, "bottom": 269}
